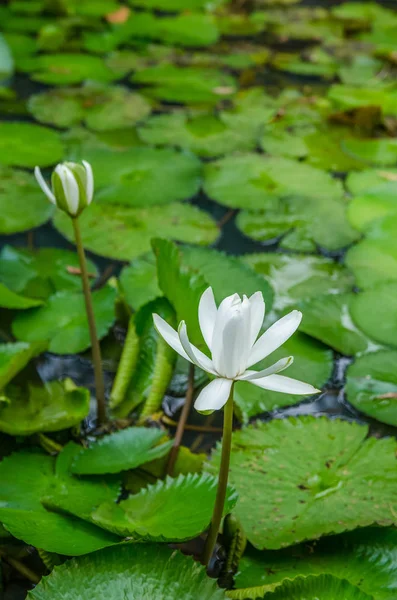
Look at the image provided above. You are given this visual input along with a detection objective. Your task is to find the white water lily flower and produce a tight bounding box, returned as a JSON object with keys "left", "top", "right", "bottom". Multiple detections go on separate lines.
{"left": 34, "top": 161, "right": 94, "bottom": 217}
{"left": 153, "top": 288, "right": 320, "bottom": 412}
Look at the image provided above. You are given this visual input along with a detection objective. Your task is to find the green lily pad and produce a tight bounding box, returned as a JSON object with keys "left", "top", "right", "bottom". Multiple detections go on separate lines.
{"left": 28, "top": 84, "right": 151, "bottom": 131}
{"left": 131, "top": 64, "right": 236, "bottom": 105}
{"left": 204, "top": 154, "right": 344, "bottom": 210}
{"left": 0, "top": 245, "right": 98, "bottom": 300}
{"left": 119, "top": 254, "right": 161, "bottom": 312}
{"left": 0, "top": 379, "right": 90, "bottom": 435}
{"left": 0, "top": 283, "right": 43, "bottom": 310}
{"left": 347, "top": 190, "right": 397, "bottom": 233}
{"left": 328, "top": 84, "right": 397, "bottom": 117}
{"left": 230, "top": 574, "right": 372, "bottom": 600}
{"left": 346, "top": 169, "right": 397, "bottom": 196}
{"left": 0, "top": 34, "right": 14, "bottom": 82}
{"left": 129, "top": 0, "right": 222, "bottom": 9}
{"left": 234, "top": 527, "right": 397, "bottom": 600}
{"left": 73, "top": 147, "right": 201, "bottom": 207}
{"left": 345, "top": 351, "right": 397, "bottom": 426}
{"left": 206, "top": 416, "right": 397, "bottom": 550}
{"left": 234, "top": 333, "right": 332, "bottom": 421}
{"left": 28, "top": 544, "right": 226, "bottom": 600}
{"left": 0, "top": 449, "right": 121, "bottom": 555}
{"left": 138, "top": 111, "right": 259, "bottom": 158}
{"left": 345, "top": 214, "right": 397, "bottom": 288}
{"left": 12, "top": 286, "right": 116, "bottom": 354}
{"left": 342, "top": 138, "right": 397, "bottom": 167}
{"left": 241, "top": 253, "right": 354, "bottom": 311}
{"left": 93, "top": 473, "right": 237, "bottom": 541}
{"left": 0, "top": 168, "right": 54, "bottom": 233}
{"left": 299, "top": 294, "right": 373, "bottom": 355}
{"left": 71, "top": 426, "right": 172, "bottom": 475}
{"left": 0, "top": 123, "right": 63, "bottom": 167}
{"left": 350, "top": 282, "right": 397, "bottom": 348}
{"left": 18, "top": 53, "right": 118, "bottom": 85}
{"left": 180, "top": 245, "right": 274, "bottom": 311}
{"left": 0, "top": 341, "right": 46, "bottom": 389}
{"left": 53, "top": 203, "right": 218, "bottom": 261}
{"left": 113, "top": 298, "right": 177, "bottom": 419}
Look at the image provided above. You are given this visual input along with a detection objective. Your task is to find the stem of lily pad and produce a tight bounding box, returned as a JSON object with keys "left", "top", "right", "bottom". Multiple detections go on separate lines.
{"left": 71, "top": 217, "right": 107, "bottom": 426}
{"left": 166, "top": 363, "right": 195, "bottom": 476}
{"left": 203, "top": 384, "right": 234, "bottom": 567}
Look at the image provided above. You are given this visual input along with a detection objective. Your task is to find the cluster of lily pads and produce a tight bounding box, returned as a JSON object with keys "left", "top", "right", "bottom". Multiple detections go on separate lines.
{"left": 1, "top": 0, "right": 397, "bottom": 598}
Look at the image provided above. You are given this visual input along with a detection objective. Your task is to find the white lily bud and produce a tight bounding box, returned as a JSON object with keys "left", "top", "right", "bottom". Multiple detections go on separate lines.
{"left": 34, "top": 160, "right": 94, "bottom": 217}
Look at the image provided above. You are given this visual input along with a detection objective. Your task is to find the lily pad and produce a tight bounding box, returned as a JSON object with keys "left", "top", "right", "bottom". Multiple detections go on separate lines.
{"left": 0, "top": 123, "right": 63, "bottom": 167}
{"left": 131, "top": 64, "right": 236, "bottom": 105}
{"left": 0, "top": 283, "right": 43, "bottom": 310}
{"left": 0, "top": 34, "right": 14, "bottom": 82}
{"left": 234, "top": 527, "right": 397, "bottom": 600}
{"left": 345, "top": 214, "right": 397, "bottom": 288}
{"left": 0, "top": 450, "right": 121, "bottom": 555}
{"left": 0, "top": 341, "right": 46, "bottom": 389}
{"left": 18, "top": 53, "right": 118, "bottom": 85}
{"left": 53, "top": 203, "right": 218, "bottom": 261}
{"left": 328, "top": 84, "right": 397, "bottom": 117}
{"left": 346, "top": 351, "right": 397, "bottom": 426}
{"left": 71, "top": 426, "right": 172, "bottom": 475}
{"left": 28, "top": 544, "right": 226, "bottom": 600}
{"left": 12, "top": 286, "right": 117, "bottom": 354}
{"left": 74, "top": 147, "right": 201, "bottom": 207}
{"left": 234, "top": 333, "right": 332, "bottom": 421}
{"left": 0, "top": 380, "right": 90, "bottom": 435}
{"left": 299, "top": 293, "right": 373, "bottom": 355}
{"left": 180, "top": 245, "right": 274, "bottom": 311}
{"left": 129, "top": 0, "right": 221, "bottom": 9}
{"left": 28, "top": 84, "right": 151, "bottom": 131}
{"left": 0, "top": 245, "right": 98, "bottom": 300}
{"left": 92, "top": 473, "right": 237, "bottom": 541}
{"left": 206, "top": 416, "right": 397, "bottom": 550}
{"left": 241, "top": 253, "right": 354, "bottom": 311}
{"left": 350, "top": 282, "right": 397, "bottom": 348}
{"left": 342, "top": 138, "right": 397, "bottom": 167}
{"left": 119, "top": 254, "right": 161, "bottom": 312}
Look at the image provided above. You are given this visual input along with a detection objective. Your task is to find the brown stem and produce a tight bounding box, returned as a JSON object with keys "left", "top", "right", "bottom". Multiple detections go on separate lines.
{"left": 0, "top": 552, "right": 41, "bottom": 584}
{"left": 166, "top": 363, "right": 195, "bottom": 476}
{"left": 71, "top": 217, "right": 106, "bottom": 426}
{"left": 202, "top": 386, "right": 234, "bottom": 567}
{"left": 162, "top": 415, "right": 222, "bottom": 433}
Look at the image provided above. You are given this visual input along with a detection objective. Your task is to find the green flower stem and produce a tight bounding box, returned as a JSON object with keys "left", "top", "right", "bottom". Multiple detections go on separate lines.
{"left": 72, "top": 217, "right": 107, "bottom": 426}
{"left": 203, "top": 384, "right": 234, "bottom": 567}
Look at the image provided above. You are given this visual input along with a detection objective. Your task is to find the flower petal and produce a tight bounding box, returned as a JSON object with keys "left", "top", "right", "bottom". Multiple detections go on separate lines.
{"left": 56, "top": 164, "right": 80, "bottom": 215}
{"left": 219, "top": 296, "right": 251, "bottom": 378}
{"left": 194, "top": 378, "right": 233, "bottom": 412}
{"left": 247, "top": 310, "right": 302, "bottom": 368}
{"left": 178, "top": 321, "right": 217, "bottom": 375}
{"left": 153, "top": 314, "right": 191, "bottom": 362}
{"left": 82, "top": 160, "right": 94, "bottom": 204}
{"left": 250, "top": 374, "right": 320, "bottom": 394}
{"left": 248, "top": 291, "right": 265, "bottom": 346}
{"left": 34, "top": 166, "right": 56, "bottom": 204}
{"left": 237, "top": 356, "right": 294, "bottom": 381}
{"left": 198, "top": 287, "right": 217, "bottom": 351}
{"left": 211, "top": 293, "right": 241, "bottom": 375}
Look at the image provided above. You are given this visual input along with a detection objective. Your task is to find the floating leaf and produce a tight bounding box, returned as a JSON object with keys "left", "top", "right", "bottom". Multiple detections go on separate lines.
{"left": 299, "top": 294, "right": 373, "bottom": 355}
{"left": 0, "top": 282, "right": 43, "bottom": 310}
{"left": 0, "top": 123, "right": 63, "bottom": 167}
{"left": 346, "top": 351, "right": 397, "bottom": 426}
{"left": 328, "top": 84, "right": 397, "bottom": 117}
{"left": 342, "top": 138, "right": 397, "bottom": 167}
{"left": 132, "top": 64, "right": 236, "bottom": 105}
{"left": 114, "top": 298, "right": 177, "bottom": 419}
{"left": 129, "top": 0, "right": 221, "bottom": 10}
{"left": 119, "top": 254, "right": 160, "bottom": 312}
{"left": 241, "top": 253, "right": 354, "bottom": 311}
{"left": 230, "top": 575, "right": 372, "bottom": 600}
{"left": 18, "top": 53, "right": 118, "bottom": 85}
{"left": 53, "top": 203, "right": 218, "bottom": 261}
{"left": 234, "top": 527, "right": 397, "bottom": 600}
{"left": 234, "top": 333, "right": 331, "bottom": 421}
{"left": 0, "top": 450, "right": 121, "bottom": 555}
{"left": 0, "top": 380, "right": 90, "bottom": 435}
{"left": 181, "top": 245, "right": 274, "bottom": 311}
{"left": 0, "top": 341, "right": 46, "bottom": 389}
{"left": 75, "top": 147, "right": 201, "bottom": 207}
{"left": 0, "top": 33, "right": 14, "bottom": 82}
{"left": 28, "top": 544, "right": 226, "bottom": 600}
{"left": 206, "top": 416, "right": 397, "bottom": 550}
{"left": 12, "top": 286, "right": 116, "bottom": 354}
{"left": 92, "top": 473, "right": 237, "bottom": 541}
{"left": 0, "top": 245, "right": 98, "bottom": 300}
{"left": 28, "top": 84, "right": 151, "bottom": 131}
{"left": 71, "top": 426, "right": 172, "bottom": 475}
{"left": 350, "top": 282, "right": 397, "bottom": 348}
